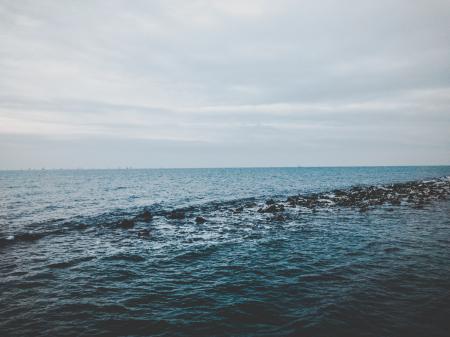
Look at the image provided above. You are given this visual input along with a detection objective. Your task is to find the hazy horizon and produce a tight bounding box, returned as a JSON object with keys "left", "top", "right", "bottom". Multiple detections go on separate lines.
{"left": 2, "top": 164, "right": 450, "bottom": 172}
{"left": 1, "top": 0, "right": 449, "bottom": 169}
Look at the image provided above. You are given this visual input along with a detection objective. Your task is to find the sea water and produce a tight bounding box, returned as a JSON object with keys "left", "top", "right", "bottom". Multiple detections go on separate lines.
{"left": 1, "top": 166, "right": 450, "bottom": 336}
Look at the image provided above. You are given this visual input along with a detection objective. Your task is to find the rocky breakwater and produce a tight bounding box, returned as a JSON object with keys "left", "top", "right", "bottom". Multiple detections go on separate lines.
{"left": 280, "top": 176, "right": 450, "bottom": 213}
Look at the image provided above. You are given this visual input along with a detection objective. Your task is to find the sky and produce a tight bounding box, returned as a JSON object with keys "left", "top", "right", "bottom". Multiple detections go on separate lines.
{"left": 0, "top": 0, "right": 449, "bottom": 169}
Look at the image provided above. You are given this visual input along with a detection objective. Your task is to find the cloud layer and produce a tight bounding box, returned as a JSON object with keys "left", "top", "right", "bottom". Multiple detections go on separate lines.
{"left": 1, "top": 0, "right": 449, "bottom": 168}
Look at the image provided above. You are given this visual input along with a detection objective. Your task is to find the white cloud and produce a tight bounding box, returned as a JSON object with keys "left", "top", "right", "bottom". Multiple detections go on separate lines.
{"left": 0, "top": 0, "right": 449, "bottom": 168}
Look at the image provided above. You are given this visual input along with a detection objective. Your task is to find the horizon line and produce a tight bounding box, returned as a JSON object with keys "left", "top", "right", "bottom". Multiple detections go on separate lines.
{"left": 1, "top": 164, "right": 450, "bottom": 172}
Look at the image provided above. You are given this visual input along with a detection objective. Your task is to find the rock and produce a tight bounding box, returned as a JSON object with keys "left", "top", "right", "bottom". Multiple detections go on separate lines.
{"left": 167, "top": 210, "right": 185, "bottom": 220}
{"left": 75, "top": 223, "right": 88, "bottom": 230}
{"left": 271, "top": 214, "right": 286, "bottom": 222}
{"left": 138, "top": 229, "right": 150, "bottom": 237}
{"left": 258, "top": 204, "right": 285, "bottom": 213}
{"left": 390, "top": 199, "right": 401, "bottom": 206}
{"left": 334, "top": 189, "right": 346, "bottom": 197}
{"left": 16, "top": 232, "right": 42, "bottom": 242}
{"left": 266, "top": 199, "right": 275, "bottom": 205}
{"left": 359, "top": 205, "right": 369, "bottom": 213}
{"left": 137, "top": 210, "right": 153, "bottom": 222}
{"left": 195, "top": 216, "right": 207, "bottom": 224}
{"left": 413, "top": 203, "right": 424, "bottom": 209}
{"left": 233, "top": 207, "right": 244, "bottom": 213}
{"left": 118, "top": 219, "right": 135, "bottom": 229}
{"left": 286, "top": 196, "right": 297, "bottom": 207}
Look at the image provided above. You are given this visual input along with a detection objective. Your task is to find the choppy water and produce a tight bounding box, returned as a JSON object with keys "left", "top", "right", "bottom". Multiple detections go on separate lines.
{"left": 1, "top": 166, "right": 450, "bottom": 336}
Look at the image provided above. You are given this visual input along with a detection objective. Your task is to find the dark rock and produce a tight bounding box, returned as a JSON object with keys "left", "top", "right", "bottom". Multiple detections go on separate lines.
{"left": 138, "top": 229, "right": 150, "bottom": 237}
{"left": 167, "top": 210, "right": 185, "bottom": 220}
{"left": 390, "top": 199, "right": 401, "bottom": 206}
{"left": 413, "top": 203, "right": 424, "bottom": 209}
{"left": 195, "top": 216, "right": 207, "bottom": 224}
{"left": 286, "top": 196, "right": 297, "bottom": 203}
{"left": 266, "top": 199, "right": 275, "bottom": 205}
{"left": 118, "top": 219, "right": 135, "bottom": 228}
{"left": 233, "top": 207, "right": 244, "bottom": 213}
{"left": 16, "top": 232, "right": 43, "bottom": 242}
{"left": 258, "top": 204, "right": 285, "bottom": 213}
{"left": 334, "top": 189, "right": 346, "bottom": 197}
{"left": 74, "top": 223, "right": 88, "bottom": 230}
{"left": 271, "top": 214, "right": 286, "bottom": 222}
{"left": 359, "top": 205, "right": 369, "bottom": 213}
{"left": 136, "top": 210, "right": 153, "bottom": 222}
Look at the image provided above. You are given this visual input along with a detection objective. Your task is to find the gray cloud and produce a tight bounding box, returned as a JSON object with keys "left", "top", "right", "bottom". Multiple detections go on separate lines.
{"left": 0, "top": 0, "right": 449, "bottom": 168}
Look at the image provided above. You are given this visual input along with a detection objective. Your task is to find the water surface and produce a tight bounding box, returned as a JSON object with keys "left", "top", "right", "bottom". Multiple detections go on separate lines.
{"left": 1, "top": 166, "right": 450, "bottom": 336}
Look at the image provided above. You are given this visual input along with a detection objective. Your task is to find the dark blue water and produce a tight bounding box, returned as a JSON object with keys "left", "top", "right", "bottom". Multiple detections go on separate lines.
{"left": 1, "top": 166, "right": 450, "bottom": 336}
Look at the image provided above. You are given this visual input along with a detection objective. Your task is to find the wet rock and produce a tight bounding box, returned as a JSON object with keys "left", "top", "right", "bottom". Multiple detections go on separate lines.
{"left": 138, "top": 229, "right": 150, "bottom": 237}
{"left": 390, "top": 199, "right": 401, "bottom": 206}
{"left": 334, "top": 189, "right": 346, "bottom": 197}
{"left": 75, "top": 223, "right": 88, "bottom": 230}
{"left": 266, "top": 199, "right": 276, "bottom": 205}
{"left": 136, "top": 210, "right": 153, "bottom": 222}
{"left": 118, "top": 219, "right": 135, "bottom": 229}
{"left": 286, "top": 196, "right": 298, "bottom": 207}
{"left": 258, "top": 204, "right": 285, "bottom": 213}
{"left": 413, "top": 202, "right": 424, "bottom": 209}
{"left": 195, "top": 216, "right": 207, "bottom": 224}
{"left": 233, "top": 207, "right": 244, "bottom": 213}
{"left": 16, "top": 232, "right": 43, "bottom": 242}
{"left": 167, "top": 210, "right": 185, "bottom": 220}
{"left": 359, "top": 205, "right": 369, "bottom": 213}
{"left": 271, "top": 214, "right": 286, "bottom": 222}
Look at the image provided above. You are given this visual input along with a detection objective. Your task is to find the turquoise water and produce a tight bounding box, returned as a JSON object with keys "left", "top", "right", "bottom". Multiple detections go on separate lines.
{"left": 1, "top": 166, "right": 450, "bottom": 336}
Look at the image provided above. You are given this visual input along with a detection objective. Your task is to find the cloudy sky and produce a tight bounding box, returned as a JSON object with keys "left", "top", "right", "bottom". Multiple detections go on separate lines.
{"left": 0, "top": 0, "right": 449, "bottom": 169}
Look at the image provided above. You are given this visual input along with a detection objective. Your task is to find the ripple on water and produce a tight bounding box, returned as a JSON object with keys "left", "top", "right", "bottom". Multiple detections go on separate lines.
{"left": 103, "top": 253, "right": 146, "bottom": 262}
{"left": 1, "top": 170, "right": 450, "bottom": 337}
{"left": 47, "top": 256, "right": 95, "bottom": 269}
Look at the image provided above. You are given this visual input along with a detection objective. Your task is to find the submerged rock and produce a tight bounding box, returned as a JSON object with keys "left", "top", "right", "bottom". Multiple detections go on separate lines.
{"left": 286, "top": 196, "right": 298, "bottom": 207}
{"left": 136, "top": 210, "right": 153, "bottom": 222}
{"left": 167, "top": 210, "right": 186, "bottom": 220}
{"left": 266, "top": 199, "right": 276, "bottom": 205}
{"left": 233, "top": 207, "right": 244, "bottom": 213}
{"left": 118, "top": 219, "right": 135, "bottom": 229}
{"left": 138, "top": 229, "right": 150, "bottom": 237}
{"left": 271, "top": 214, "right": 286, "bottom": 222}
{"left": 195, "top": 216, "right": 207, "bottom": 224}
{"left": 359, "top": 205, "right": 369, "bottom": 213}
{"left": 258, "top": 204, "right": 285, "bottom": 213}
{"left": 15, "top": 232, "right": 43, "bottom": 242}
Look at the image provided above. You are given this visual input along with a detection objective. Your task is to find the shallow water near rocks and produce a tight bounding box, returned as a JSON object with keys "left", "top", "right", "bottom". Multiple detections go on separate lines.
{"left": 1, "top": 166, "right": 450, "bottom": 336}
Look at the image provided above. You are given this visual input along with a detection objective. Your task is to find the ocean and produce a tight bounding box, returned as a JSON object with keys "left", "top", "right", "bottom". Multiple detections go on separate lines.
{"left": 1, "top": 166, "right": 450, "bottom": 336}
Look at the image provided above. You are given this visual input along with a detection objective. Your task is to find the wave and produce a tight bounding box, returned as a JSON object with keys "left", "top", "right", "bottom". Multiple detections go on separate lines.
{"left": 1, "top": 176, "right": 449, "bottom": 247}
